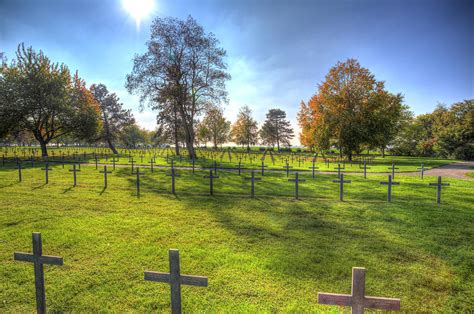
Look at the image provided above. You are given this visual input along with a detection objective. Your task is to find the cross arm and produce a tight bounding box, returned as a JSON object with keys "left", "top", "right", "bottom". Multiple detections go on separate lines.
{"left": 144, "top": 271, "right": 170, "bottom": 283}
{"left": 181, "top": 274, "right": 208, "bottom": 287}
{"left": 364, "top": 296, "right": 400, "bottom": 310}
{"left": 14, "top": 252, "right": 35, "bottom": 262}
{"left": 317, "top": 292, "right": 351, "bottom": 306}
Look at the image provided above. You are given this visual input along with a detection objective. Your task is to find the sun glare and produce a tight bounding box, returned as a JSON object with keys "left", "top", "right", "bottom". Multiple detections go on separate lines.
{"left": 122, "top": 0, "right": 155, "bottom": 29}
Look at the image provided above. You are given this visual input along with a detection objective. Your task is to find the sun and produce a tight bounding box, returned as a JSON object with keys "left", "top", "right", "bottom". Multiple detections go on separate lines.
{"left": 122, "top": 0, "right": 155, "bottom": 29}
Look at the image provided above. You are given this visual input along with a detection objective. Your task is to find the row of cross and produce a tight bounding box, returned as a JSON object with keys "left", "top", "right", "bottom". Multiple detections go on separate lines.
{"left": 14, "top": 232, "right": 401, "bottom": 314}
{"left": 11, "top": 161, "right": 450, "bottom": 204}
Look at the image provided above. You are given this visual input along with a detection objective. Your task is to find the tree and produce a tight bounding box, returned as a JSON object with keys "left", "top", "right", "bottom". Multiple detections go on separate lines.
{"left": 201, "top": 107, "right": 230, "bottom": 149}
{"left": 259, "top": 108, "right": 294, "bottom": 150}
{"left": 120, "top": 123, "right": 149, "bottom": 148}
{"left": 90, "top": 83, "right": 135, "bottom": 154}
{"left": 126, "top": 15, "right": 231, "bottom": 159}
{"left": 231, "top": 106, "right": 258, "bottom": 150}
{"left": 297, "top": 59, "right": 405, "bottom": 160}
{"left": 156, "top": 101, "right": 184, "bottom": 155}
{"left": 195, "top": 121, "right": 211, "bottom": 147}
{"left": 0, "top": 44, "right": 101, "bottom": 157}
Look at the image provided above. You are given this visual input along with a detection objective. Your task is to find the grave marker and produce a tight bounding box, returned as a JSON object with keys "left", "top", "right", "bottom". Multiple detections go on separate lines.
{"left": 203, "top": 170, "right": 219, "bottom": 196}
{"left": 166, "top": 166, "right": 180, "bottom": 194}
{"left": 99, "top": 165, "right": 112, "bottom": 189}
{"left": 417, "top": 163, "right": 425, "bottom": 179}
{"left": 429, "top": 176, "right": 450, "bottom": 205}
{"left": 318, "top": 267, "right": 400, "bottom": 314}
{"left": 69, "top": 163, "right": 80, "bottom": 187}
{"left": 288, "top": 172, "right": 306, "bottom": 199}
{"left": 388, "top": 162, "right": 399, "bottom": 178}
{"left": 332, "top": 173, "right": 351, "bottom": 201}
{"left": 309, "top": 159, "right": 319, "bottom": 179}
{"left": 133, "top": 167, "right": 145, "bottom": 197}
{"left": 144, "top": 249, "right": 208, "bottom": 314}
{"left": 380, "top": 175, "right": 399, "bottom": 202}
{"left": 14, "top": 232, "right": 63, "bottom": 314}
{"left": 283, "top": 162, "right": 292, "bottom": 177}
{"left": 40, "top": 162, "right": 53, "bottom": 184}
{"left": 17, "top": 161, "right": 22, "bottom": 182}
{"left": 245, "top": 171, "right": 261, "bottom": 198}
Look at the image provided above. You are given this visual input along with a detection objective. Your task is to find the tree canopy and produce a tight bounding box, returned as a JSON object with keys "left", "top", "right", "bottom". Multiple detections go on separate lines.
{"left": 259, "top": 108, "right": 294, "bottom": 150}
{"left": 297, "top": 59, "right": 405, "bottom": 159}
{"left": 231, "top": 106, "right": 258, "bottom": 151}
{"left": 126, "top": 15, "right": 230, "bottom": 159}
{"left": 0, "top": 44, "right": 100, "bottom": 156}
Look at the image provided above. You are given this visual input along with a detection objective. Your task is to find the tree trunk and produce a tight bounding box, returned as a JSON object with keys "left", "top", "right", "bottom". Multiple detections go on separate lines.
{"left": 106, "top": 136, "right": 118, "bottom": 154}
{"left": 40, "top": 140, "right": 48, "bottom": 157}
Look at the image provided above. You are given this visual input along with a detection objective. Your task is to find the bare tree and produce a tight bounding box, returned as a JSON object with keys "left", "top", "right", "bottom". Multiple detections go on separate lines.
{"left": 126, "top": 16, "right": 230, "bottom": 159}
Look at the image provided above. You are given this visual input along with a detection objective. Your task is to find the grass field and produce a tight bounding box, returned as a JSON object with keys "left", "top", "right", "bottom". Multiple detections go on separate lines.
{"left": 1, "top": 163, "right": 473, "bottom": 312}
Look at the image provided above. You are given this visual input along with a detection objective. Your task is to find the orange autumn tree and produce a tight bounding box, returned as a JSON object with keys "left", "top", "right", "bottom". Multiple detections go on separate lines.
{"left": 297, "top": 59, "right": 405, "bottom": 160}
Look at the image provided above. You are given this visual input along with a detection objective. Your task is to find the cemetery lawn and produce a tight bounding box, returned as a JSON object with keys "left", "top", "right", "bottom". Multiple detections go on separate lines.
{"left": 0, "top": 166, "right": 473, "bottom": 312}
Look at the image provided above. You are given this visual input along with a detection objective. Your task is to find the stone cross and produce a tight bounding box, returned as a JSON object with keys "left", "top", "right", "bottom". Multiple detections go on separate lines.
{"left": 288, "top": 172, "right": 306, "bottom": 199}
{"left": 94, "top": 155, "right": 98, "bottom": 170}
{"left": 149, "top": 158, "right": 155, "bottom": 173}
{"left": 144, "top": 249, "right": 208, "bottom": 314}
{"left": 245, "top": 171, "right": 261, "bottom": 198}
{"left": 166, "top": 167, "right": 180, "bottom": 194}
{"left": 99, "top": 165, "right": 112, "bottom": 189}
{"left": 111, "top": 157, "right": 118, "bottom": 171}
{"left": 132, "top": 167, "right": 145, "bottom": 197}
{"left": 261, "top": 160, "right": 267, "bottom": 176}
{"left": 334, "top": 163, "right": 345, "bottom": 179}
{"left": 191, "top": 158, "right": 196, "bottom": 174}
{"left": 417, "top": 163, "right": 425, "bottom": 179}
{"left": 361, "top": 160, "right": 370, "bottom": 179}
{"left": 213, "top": 160, "right": 218, "bottom": 175}
{"left": 17, "top": 161, "right": 22, "bottom": 182}
{"left": 332, "top": 174, "right": 351, "bottom": 201}
{"left": 388, "top": 162, "right": 399, "bottom": 178}
{"left": 309, "top": 159, "right": 319, "bottom": 179}
{"left": 237, "top": 161, "right": 242, "bottom": 176}
{"left": 429, "top": 176, "right": 450, "bottom": 205}
{"left": 14, "top": 232, "right": 63, "bottom": 314}
{"left": 283, "top": 162, "right": 292, "bottom": 177}
{"left": 380, "top": 175, "right": 399, "bottom": 202}
{"left": 203, "top": 170, "right": 219, "bottom": 196}
{"left": 317, "top": 267, "right": 400, "bottom": 314}
{"left": 40, "top": 162, "right": 53, "bottom": 184}
{"left": 130, "top": 158, "right": 135, "bottom": 174}
{"left": 69, "top": 163, "right": 80, "bottom": 187}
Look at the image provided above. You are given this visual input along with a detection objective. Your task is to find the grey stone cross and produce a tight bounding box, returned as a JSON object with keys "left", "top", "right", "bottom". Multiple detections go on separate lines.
{"left": 334, "top": 163, "right": 345, "bottom": 179}
{"left": 17, "top": 161, "right": 23, "bottom": 182}
{"left": 283, "top": 162, "right": 292, "bottom": 177}
{"left": 166, "top": 166, "right": 180, "bottom": 194}
{"left": 132, "top": 167, "right": 145, "bottom": 197}
{"left": 245, "top": 171, "right": 261, "bottom": 198}
{"left": 261, "top": 160, "right": 267, "bottom": 176}
{"left": 149, "top": 158, "right": 155, "bottom": 173}
{"left": 69, "top": 163, "right": 80, "bottom": 187}
{"left": 309, "top": 159, "right": 319, "bottom": 179}
{"left": 380, "top": 175, "right": 399, "bottom": 202}
{"left": 318, "top": 267, "right": 400, "bottom": 314}
{"left": 360, "top": 160, "right": 370, "bottom": 179}
{"left": 203, "top": 170, "right": 219, "bottom": 196}
{"left": 14, "top": 232, "right": 63, "bottom": 314}
{"left": 130, "top": 158, "right": 135, "bottom": 174}
{"left": 144, "top": 249, "right": 208, "bottom": 314}
{"left": 387, "top": 162, "right": 399, "bottom": 178}
{"left": 417, "top": 163, "right": 426, "bottom": 179}
{"left": 332, "top": 173, "right": 351, "bottom": 201}
{"left": 111, "top": 157, "right": 119, "bottom": 171}
{"left": 40, "top": 162, "right": 53, "bottom": 184}
{"left": 288, "top": 172, "right": 306, "bottom": 199}
{"left": 429, "top": 176, "right": 450, "bottom": 205}
{"left": 99, "top": 165, "right": 112, "bottom": 189}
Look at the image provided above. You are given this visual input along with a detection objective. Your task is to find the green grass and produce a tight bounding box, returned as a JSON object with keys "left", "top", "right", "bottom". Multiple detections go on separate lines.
{"left": 0, "top": 163, "right": 473, "bottom": 312}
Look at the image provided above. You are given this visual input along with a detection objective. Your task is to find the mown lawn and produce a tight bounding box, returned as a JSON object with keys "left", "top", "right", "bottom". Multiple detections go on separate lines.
{"left": 0, "top": 164, "right": 473, "bottom": 312}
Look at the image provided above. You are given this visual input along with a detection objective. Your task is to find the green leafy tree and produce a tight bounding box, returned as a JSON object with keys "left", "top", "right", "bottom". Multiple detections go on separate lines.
{"left": 230, "top": 106, "right": 258, "bottom": 151}
{"left": 201, "top": 107, "right": 230, "bottom": 149}
{"left": 259, "top": 108, "right": 294, "bottom": 150}
{"left": 0, "top": 44, "right": 100, "bottom": 156}
{"left": 90, "top": 83, "right": 135, "bottom": 154}
{"left": 120, "top": 123, "right": 149, "bottom": 148}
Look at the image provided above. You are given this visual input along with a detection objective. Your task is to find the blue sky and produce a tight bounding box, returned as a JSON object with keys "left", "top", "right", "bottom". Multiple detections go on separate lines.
{"left": 1, "top": 0, "right": 472, "bottom": 145}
